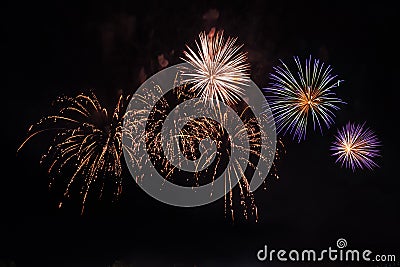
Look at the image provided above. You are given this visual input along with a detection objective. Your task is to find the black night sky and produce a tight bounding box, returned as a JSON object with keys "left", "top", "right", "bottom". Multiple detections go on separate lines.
{"left": 3, "top": 0, "right": 399, "bottom": 266}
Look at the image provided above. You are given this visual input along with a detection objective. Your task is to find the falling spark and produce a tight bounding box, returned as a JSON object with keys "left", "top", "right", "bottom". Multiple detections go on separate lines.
{"left": 18, "top": 92, "right": 125, "bottom": 213}
{"left": 331, "top": 122, "right": 381, "bottom": 171}
{"left": 181, "top": 30, "right": 250, "bottom": 105}
{"left": 264, "top": 56, "right": 345, "bottom": 142}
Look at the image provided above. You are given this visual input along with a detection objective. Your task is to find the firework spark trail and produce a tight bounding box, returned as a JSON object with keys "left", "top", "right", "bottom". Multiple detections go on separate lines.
{"left": 174, "top": 103, "right": 272, "bottom": 222}
{"left": 181, "top": 30, "right": 250, "bottom": 105}
{"left": 177, "top": 109, "right": 261, "bottom": 221}
{"left": 18, "top": 92, "right": 125, "bottom": 213}
{"left": 264, "top": 56, "right": 345, "bottom": 142}
{"left": 331, "top": 122, "right": 381, "bottom": 171}
{"left": 267, "top": 138, "right": 285, "bottom": 181}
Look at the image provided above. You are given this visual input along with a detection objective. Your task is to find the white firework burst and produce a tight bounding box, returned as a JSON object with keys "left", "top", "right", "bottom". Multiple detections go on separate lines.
{"left": 181, "top": 30, "right": 250, "bottom": 105}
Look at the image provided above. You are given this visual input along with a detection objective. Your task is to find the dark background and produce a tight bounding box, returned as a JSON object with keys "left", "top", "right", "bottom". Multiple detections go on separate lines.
{"left": 2, "top": 0, "right": 399, "bottom": 266}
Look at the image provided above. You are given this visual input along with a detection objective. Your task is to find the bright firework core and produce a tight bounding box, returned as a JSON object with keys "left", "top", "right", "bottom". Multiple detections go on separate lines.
{"left": 300, "top": 86, "right": 321, "bottom": 110}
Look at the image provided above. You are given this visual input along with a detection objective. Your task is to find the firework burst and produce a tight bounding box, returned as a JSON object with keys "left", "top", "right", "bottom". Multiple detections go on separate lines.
{"left": 181, "top": 30, "right": 250, "bottom": 105}
{"left": 123, "top": 81, "right": 277, "bottom": 221}
{"left": 331, "top": 122, "right": 381, "bottom": 171}
{"left": 18, "top": 92, "right": 125, "bottom": 213}
{"left": 264, "top": 56, "right": 345, "bottom": 142}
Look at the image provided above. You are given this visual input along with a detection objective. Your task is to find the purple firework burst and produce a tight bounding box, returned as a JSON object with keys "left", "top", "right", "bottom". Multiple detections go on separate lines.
{"left": 264, "top": 56, "right": 345, "bottom": 142}
{"left": 331, "top": 122, "right": 381, "bottom": 171}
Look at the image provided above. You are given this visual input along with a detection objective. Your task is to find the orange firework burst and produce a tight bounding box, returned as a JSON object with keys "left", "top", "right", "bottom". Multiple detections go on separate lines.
{"left": 123, "top": 81, "right": 279, "bottom": 222}
{"left": 18, "top": 92, "right": 126, "bottom": 213}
